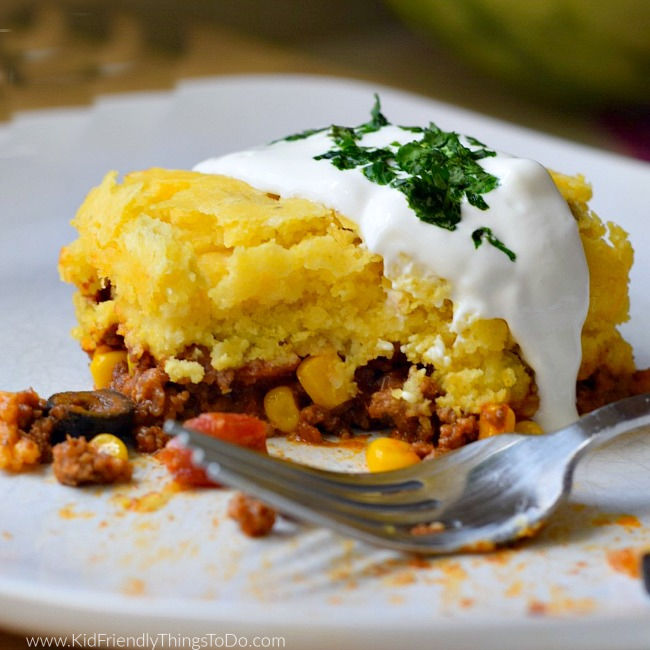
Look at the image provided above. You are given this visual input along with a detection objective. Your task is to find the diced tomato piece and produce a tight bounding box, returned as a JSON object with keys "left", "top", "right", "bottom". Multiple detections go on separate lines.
{"left": 157, "top": 412, "right": 268, "bottom": 488}
{"left": 157, "top": 438, "right": 216, "bottom": 488}
{"left": 184, "top": 412, "right": 268, "bottom": 453}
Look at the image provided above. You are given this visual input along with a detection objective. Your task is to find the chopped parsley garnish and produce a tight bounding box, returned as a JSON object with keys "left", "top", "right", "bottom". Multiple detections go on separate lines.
{"left": 280, "top": 95, "right": 516, "bottom": 261}
{"left": 471, "top": 227, "right": 516, "bottom": 262}
{"left": 277, "top": 126, "right": 327, "bottom": 142}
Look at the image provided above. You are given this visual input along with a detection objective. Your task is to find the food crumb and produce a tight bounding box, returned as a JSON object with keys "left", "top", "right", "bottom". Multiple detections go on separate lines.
{"left": 546, "top": 587, "right": 596, "bottom": 614}
{"left": 485, "top": 550, "right": 513, "bottom": 565}
{"left": 360, "top": 558, "right": 400, "bottom": 579}
{"left": 430, "top": 560, "right": 468, "bottom": 602}
{"left": 1, "top": 531, "right": 12, "bottom": 540}
{"left": 407, "top": 556, "right": 432, "bottom": 570}
{"left": 384, "top": 571, "right": 416, "bottom": 587}
{"left": 568, "top": 560, "right": 589, "bottom": 575}
{"left": 459, "top": 539, "right": 497, "bottom": 553}
{"left": 58, "top": 503, "right": 94, "bottom": 519}
{"left": 227, "top": 493, "right": 276, "bottom": 537}
{"left": 528, "top": 600, "right": 547, "bottom": 616}
{"left": 436, "top": 561, "right": 467, "bottom": 583}
{"left": 411, "top": 521, "right": 445, "bottom": 535}
{"left": 606, "top": 548, "right": 641, "bottom": 578}
{"left": 122, "top": 578, "right": 146, "bottom": 596}
{"left": 591, "top": 513, "right": 641, "bottom": 529}
{"left": 505, "top": 580, "right": 524, "bottom": 598}
{"left": 118, "top": 482, "right": 181, "bottom": 513}
{"left": 615, "top": 514, "right": 642, "bottom": 528}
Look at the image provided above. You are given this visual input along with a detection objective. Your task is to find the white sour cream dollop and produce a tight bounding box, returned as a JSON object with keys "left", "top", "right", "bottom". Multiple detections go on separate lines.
{"left": 194, "top": 125, "right": 589, "bottom": 431}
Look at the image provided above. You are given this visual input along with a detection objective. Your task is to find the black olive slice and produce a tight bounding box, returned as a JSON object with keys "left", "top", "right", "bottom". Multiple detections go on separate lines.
{"left": 47, "top": 389, "right": 135, "bottom": 443}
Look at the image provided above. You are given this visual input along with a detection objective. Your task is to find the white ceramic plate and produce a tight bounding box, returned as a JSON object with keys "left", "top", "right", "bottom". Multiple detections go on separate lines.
{"left": 1, "top": 75, "right": 650, "bottom": 650}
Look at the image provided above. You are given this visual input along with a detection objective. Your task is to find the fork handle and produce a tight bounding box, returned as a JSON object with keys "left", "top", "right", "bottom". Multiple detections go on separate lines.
{"left": 552, "top": 393, "right": 650, "bottom": 460}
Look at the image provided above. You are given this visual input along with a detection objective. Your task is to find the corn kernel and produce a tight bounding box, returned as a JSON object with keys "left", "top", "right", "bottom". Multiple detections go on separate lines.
{"left": 296, "top": 353, "right": 353, "bottom": 409}
{"left": 515, "top": 420, "right": 544, "bottom": 435}
{"left": 89, "top": 433, "right": 129, "bottom": 460}
{"left": 479, "top": 403, "right": 516, "bottom": 439}
{"left": 264, "top": 386, "right": 300, "bottom": 433}
{"left": 90, "top": 348, "right": 128, "bottom": 389}
{"left": 366, "top": 437, "right": 420, "bottom": 473}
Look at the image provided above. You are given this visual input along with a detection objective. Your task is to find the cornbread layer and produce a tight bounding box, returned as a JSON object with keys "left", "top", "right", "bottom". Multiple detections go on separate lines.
{"left": 59, "top": 168, "right": 635, "bottom": 420}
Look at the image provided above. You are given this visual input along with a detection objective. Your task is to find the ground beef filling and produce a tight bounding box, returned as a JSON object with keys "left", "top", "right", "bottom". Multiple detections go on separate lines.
{"left": 576, "top": 366, "right": 650, "bottom": 414}
{"left": 108, "top": 346, "right": 484, "bottom": 453}
{"left": 107, "top": 344, "right": 650, "bottom": 455}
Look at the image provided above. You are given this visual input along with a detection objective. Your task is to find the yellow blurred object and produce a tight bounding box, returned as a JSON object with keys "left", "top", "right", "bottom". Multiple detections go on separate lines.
{"left": 90, "top": 348, "right": 128, "bottom": 389}
{"left": 515, "top": 420, "right": 544, "bottom": 435}
{"left": 263, "top": 386, "right": 300, "bottom": 433}
{"left": 478, "top": 403, "right": 516, "bottom": 439}
{"left": 89, "top": 433, "right": 129, "bottom": 460}
{"left": 296, "top": 353, "right": 353, "bottom": 409}
{"left": 366, "top": 437, "right": 420, "bottom": 472}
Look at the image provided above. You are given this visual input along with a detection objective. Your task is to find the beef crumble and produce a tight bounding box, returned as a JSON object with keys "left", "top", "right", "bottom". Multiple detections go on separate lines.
{"left": 435, "top": 407, "right": 479, "bottom": 452}
{"left": 52, "top": 436, "right": 132, "bottom": 486}
{"left": 0, "top": 390, "right": 43, "bottom": 471}
{"left": 0, "top": 389, "right": 57, "bottom": 470}
{"left": 227, "top": 492, "right": 276, "bottom": 537}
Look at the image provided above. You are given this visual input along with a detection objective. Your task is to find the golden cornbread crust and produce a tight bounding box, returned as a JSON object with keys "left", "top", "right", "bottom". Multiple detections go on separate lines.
{"left": 59, "top": 168, "right": 638, "bottom": 443}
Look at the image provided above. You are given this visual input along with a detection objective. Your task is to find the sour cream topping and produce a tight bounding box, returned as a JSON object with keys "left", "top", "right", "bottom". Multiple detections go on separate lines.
{"left": 194, "top": 125, "right": 590, "bottom": 431}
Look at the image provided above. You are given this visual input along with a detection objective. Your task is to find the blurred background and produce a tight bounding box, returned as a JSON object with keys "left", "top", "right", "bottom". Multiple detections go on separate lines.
{"left": 0, "top": 0, "right": 649, "bottom": 159}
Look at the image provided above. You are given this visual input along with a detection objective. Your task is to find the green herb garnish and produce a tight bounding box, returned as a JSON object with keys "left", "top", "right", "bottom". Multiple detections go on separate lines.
{"left": 358, "top": 94, "right": 389, "bottom": 133}
{"left": 471, "top": 227, "right": 516, "bottom": 262}
{"left": 276, "top": 126, "right": 327, "bottom": 142}
{"left": 280, "top": 95, "right": 516, "bottom": 261}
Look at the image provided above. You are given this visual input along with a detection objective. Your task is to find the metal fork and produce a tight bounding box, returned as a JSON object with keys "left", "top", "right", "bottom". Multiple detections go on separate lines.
{"left": 163, "top": 393, "right": 650, "bottom": 554}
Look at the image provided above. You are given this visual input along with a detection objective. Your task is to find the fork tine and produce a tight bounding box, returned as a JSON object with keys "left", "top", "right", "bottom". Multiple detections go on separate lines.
{"left": 168, "top": 424, "right": 445, "bottom": 525}
{"left": 177, "top": 427, "right": 508, "bottom": 553}
{"left": 182, "top": 432, "right": 460, "bottom": 547}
